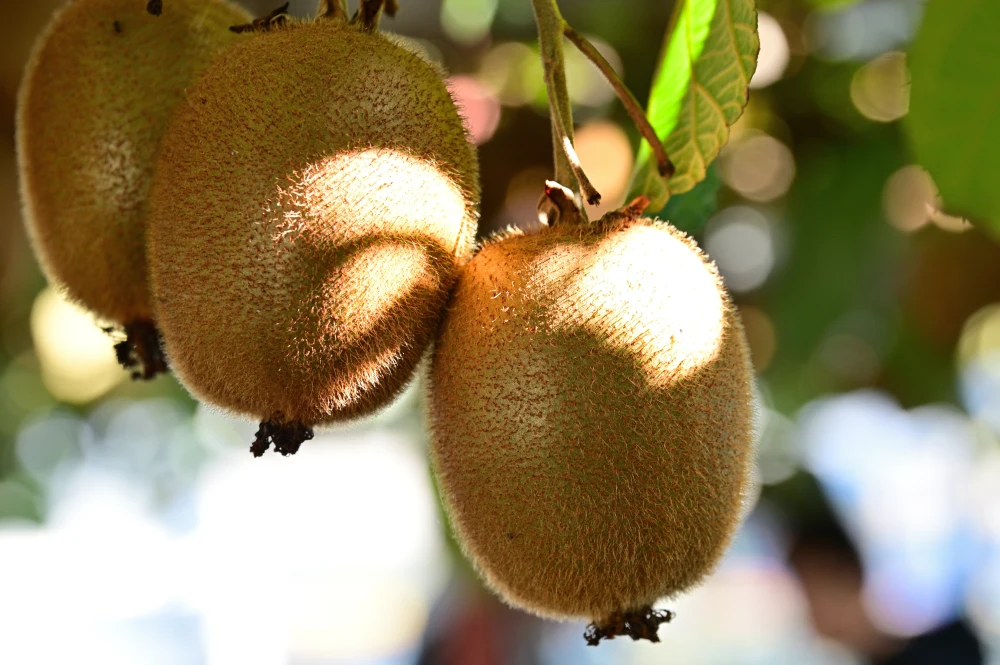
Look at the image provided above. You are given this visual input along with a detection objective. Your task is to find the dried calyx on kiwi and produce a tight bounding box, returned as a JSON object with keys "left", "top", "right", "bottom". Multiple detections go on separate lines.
{"left": 18, "top": 0, "right": 252, "bottom": 380}
{"left": 107, "top": 321, "right": 167, "bottom": 381}
{"left": 146, "top": 0, "right": 480, "bottom": 456}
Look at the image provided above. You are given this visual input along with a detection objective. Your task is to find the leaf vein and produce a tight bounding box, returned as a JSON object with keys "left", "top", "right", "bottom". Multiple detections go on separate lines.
{"left": 723, "top": 0, "right": 750, "bottom": 83}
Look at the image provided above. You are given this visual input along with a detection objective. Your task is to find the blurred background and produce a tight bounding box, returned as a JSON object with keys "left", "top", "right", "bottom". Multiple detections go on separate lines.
{"left": 2, "top": 0, "right": 999, "bottom": 662}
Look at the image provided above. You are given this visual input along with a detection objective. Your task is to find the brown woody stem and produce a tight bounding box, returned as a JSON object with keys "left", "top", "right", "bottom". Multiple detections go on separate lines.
{"left": 563, "top": 26, "right": 675, "bottom": 178}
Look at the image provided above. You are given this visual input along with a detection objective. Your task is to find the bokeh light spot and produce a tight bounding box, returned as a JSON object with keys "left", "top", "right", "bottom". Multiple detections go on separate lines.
{"left": 30, "top": 288, "right": 124, "bottom": 404}
{"left": 750, "top": 13, "right": 791, "bottom": 89}
{"left": 883, "top": 164, "right": 935, "bottom": 232}
{"left": 705, "top": 207, "right": 776, "bottom": 293}
{"left": 448, "top": 75, "right": 501, "bottom": 145}
{"left": 441, "top": 0, "right": 498, "bottom": 46}
{"left": 805, "top": 2, "right": 923, "bottom": 62}
{"left": 722, "top": 133, "right": 796, "bottom": 202}
{"left": 16, "top": 409, "right": 82, "bottom": 486}
{"left": 957, "top": 304, "right": 1000, "bottom": 368}
{"left": 882, "top": 165, "right": 970, "bottom": 233}
{"left": 477, "top": 41, "right": 543, "bottom": 107}
{"left": 850, "top": 51, "right": 909, "bottom": 122}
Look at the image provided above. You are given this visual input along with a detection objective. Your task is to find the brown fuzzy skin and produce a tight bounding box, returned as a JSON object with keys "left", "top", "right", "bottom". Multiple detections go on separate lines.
{"left": 428, "top": 217, "right": 755, "bottom": 621}
{"left": 147, "top": 20, "right": 480, "bottom": 426}
{"left": 17, "top": 0, "right": 251, "bottom": 324}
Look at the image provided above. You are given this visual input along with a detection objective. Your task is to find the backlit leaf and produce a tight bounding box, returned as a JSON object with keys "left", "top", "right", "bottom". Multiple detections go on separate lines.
{"left": 906, "top": 0, "right": 1000, "bottom": 237}
{"left": 628, "top": 0, "right": 759, "bottom": 212}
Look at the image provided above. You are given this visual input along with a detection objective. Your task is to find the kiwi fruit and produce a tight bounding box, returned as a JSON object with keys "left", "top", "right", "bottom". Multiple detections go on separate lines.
{"left": 427, "top": 205, "right": 755, "bottom": 643}
{"left": 146, "top": 16, "right": 480, "bottom": 456}
{"left": 17, "top": 0, "right": 252, "bottom": 379}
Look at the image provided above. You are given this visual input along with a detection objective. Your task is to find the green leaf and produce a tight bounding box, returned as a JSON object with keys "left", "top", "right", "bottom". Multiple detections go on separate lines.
{"left": 906, "top": 0, "right": 1000, "bottom": 237}
{"left": 660, "top": 163, "right": 722, "bottom": 233}
{"left": 627, "top": 0, "right": 759, "bottom": 212}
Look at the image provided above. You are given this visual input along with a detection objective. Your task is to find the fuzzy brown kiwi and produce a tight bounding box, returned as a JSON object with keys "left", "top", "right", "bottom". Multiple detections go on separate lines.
{"left": 146, "top": 17, "right": 480, "bottom": 456}
{"left": 427, "top": 208, "right": 755, "bottom": 643}
{"left": 17, "top": 0, "right": 252, "bottom": 379}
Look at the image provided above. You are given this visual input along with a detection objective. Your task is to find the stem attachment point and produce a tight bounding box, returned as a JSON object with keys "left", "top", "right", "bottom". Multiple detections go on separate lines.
{"left": 317, "top": 0, "right": 348, "bottom": 21}
{"left": 356, "top": 0, "right": 392, "bottom": 31}
{"left": 538, "top": 180, "right": 584, "bottom": 227}
{"left": 230, "top": 3, "right": 289, "bottom": 34}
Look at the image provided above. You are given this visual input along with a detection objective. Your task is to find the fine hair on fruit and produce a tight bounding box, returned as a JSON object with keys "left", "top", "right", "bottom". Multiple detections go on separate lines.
{"left": 428, "top": 206, "right": 756, "bottom": 637}
{"left": 17, "top": 0, "right": 252, "bottom": 379}
{"left": 146, "top": 14, "right": 480, "bottom": 455}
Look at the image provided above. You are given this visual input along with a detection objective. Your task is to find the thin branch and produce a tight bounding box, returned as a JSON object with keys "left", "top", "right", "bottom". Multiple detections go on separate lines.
{"left": 531, "top": 0, "right": 586, "bottom": 202}
{"left": 552, "top": 113, "right": 602, "bottom": 205}
{"left": 564, "top": 26, "right": 675, "bottom": 179}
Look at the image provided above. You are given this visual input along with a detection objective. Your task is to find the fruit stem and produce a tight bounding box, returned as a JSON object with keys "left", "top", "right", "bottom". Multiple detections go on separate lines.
{"left": 357, "top": 0, "right": 393, "bottom": 31}
{"left": 563, "top": 26, "right": 675, "bottom": 179}
{"left": 146, "top": 0, "right": 162, "bottom": 16}
{"left": 316, "top": 0, "right": 348, "bottom": 21}
{"left": 531, "top": 0, "right": 601, "bottom": 208}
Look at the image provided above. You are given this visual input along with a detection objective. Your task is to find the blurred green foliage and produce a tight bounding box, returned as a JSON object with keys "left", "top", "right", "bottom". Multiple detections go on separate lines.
{"left": 907, "top": 0, "right": 1000, "bottom": 237}
{"left": 660, "top": 164, "right": 722, "bottom": 233}
{"left": 804, "top": 0, "right": 863, "bottom": 9}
